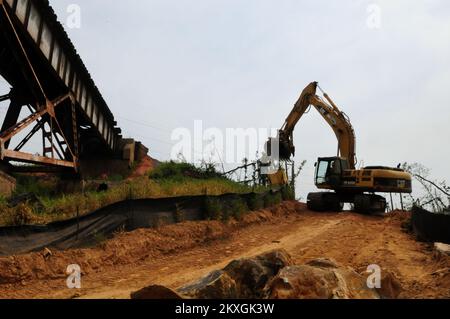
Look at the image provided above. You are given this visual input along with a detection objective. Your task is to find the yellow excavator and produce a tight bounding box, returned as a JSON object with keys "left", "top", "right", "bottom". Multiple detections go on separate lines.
{"left": 266, "top": 82, "right": 412, "bottom": 213}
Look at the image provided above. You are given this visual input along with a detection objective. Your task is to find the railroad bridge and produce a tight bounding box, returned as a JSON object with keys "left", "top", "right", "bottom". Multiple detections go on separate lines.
{"left": 0, "top": 0, "right": 137, "bottom": 175}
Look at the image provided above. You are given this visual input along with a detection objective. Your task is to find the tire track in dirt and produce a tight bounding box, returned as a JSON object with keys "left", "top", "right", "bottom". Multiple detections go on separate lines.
{"left": 0, "top": 202, "right": 448, "bottom": 299}
{"left": 74, "top": 215, "right": 343, "bottom": 299}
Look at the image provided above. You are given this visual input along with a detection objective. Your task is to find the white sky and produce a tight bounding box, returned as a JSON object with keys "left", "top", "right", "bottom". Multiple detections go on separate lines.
{"left": 1, "top": 0, "right": 449, "bottom": 202}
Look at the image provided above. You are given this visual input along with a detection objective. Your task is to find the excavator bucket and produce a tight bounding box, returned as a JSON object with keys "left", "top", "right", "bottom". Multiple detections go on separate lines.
{"left": 265, "top": 135, "right": 294, "bottom": 161}
{"left": 267, "top": 168, "right": 288, "bottom": 186}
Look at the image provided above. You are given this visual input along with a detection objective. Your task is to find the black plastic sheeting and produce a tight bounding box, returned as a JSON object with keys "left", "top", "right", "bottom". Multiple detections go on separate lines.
{"left": 0, "top": 191, "right": 278, "bottom": 256}
{"left": 411, "top": 206, "right": 450, "bottom": 244}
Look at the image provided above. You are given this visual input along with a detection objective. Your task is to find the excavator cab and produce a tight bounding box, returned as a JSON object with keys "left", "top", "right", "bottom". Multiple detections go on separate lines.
{"left": 314, "top": 157, "right": 349, "bottom": 188}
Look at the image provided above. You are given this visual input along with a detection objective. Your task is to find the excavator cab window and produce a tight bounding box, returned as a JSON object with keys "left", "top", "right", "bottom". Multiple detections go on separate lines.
{"left": 316, "top": 160, "right": 329, "bottom": 185}
{"left": 315, "top": 157, "right": 344, "bottom": 186}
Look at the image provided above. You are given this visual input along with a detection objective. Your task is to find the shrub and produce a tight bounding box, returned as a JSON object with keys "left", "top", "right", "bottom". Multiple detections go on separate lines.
{"left": 281, "top": 186, "right": 296, "bottom": 201}
{"left": 12, "top": 203, "right": 34, "bottom": 226}
{"left": 149, "top": 161, "right": 222, "bottom": 180}
{"left": 14, "top": 175, "right": 57, "bottom": 197}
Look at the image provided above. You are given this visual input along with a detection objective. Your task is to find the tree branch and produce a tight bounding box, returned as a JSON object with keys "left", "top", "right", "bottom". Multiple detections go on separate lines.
{"left": 414, "top": 174, "right": 450, "bottom": 197}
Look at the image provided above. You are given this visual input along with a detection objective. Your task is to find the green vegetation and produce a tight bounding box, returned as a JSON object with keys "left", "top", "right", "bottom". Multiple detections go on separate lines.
{"left": 0, "top": 161, "right": 273, "bottom": 226}
{"left": 0, "top": 161, "right": 297, "bottom": 226}
{"left": 202, "top": 187, "right": 296, "bottom": 223}
{"left": 281, "top": 186, "right": 296, "bottom": 201}
{"left": 14, "top": 175, "right": 58, "bottom": 198}
{"left": 149, "top": 161, "right": 222, "bottom": 180}
{"left": 204, "top": 196, "right": 250, "bottom": 222}
{"left": 0, "top": 177, "right": 256, "bottom": 226}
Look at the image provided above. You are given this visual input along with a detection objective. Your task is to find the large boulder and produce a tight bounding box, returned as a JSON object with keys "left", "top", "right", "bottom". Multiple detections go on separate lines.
{"left": 178, "top": 270, "right": 238, "bottom": 299}
{"left": 179, "top": 249, "right": 292, "bottom": 299}
{"left": 306, "top": 258, "right": 339, "bottom": 269}
{"left": 223, "top": 249, "right": 293, "bottom": 298}
{"left": 130, "top": 253, "right": 397, "bottom": 300}
{"left": 131, "top": 285, "right": 183, "bottom": 299}
{"left": 266, "top": 258, "right": 380, "bottom": 299}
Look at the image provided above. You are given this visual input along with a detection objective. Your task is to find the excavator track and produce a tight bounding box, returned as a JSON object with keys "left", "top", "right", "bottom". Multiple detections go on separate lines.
{"left": 307, "top": 192, "right": 344, "bottom": 212}
{"left": 354, "top": 194, "right": 387, "bottom": 215}
{"left": 307, "top": 192, "right": 387, "bottom": 214}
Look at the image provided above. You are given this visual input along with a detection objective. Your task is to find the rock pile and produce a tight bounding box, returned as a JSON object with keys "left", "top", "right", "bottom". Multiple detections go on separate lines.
{"left": 131, "top": 249, "right": 401, "bottom": 299}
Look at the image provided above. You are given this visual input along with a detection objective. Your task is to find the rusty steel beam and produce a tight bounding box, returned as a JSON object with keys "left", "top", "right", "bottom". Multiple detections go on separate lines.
{"left": 49, "top": 130, "right": 68, "bottom": 161}
{"left": 0, "top": 2, "right": 46, "bottom": 103}
{"left": 0, "top": 105, "right": 48, "bottom": 142}
{"left": 14, "top": 118, "right": 44, "bottom": 151}
{"left": 1, "top": 0, "right": 120, "bottom": 152}
{"left": 0, "top": 0, "right": 128, "bottom": 171}
{"left": 0, "top": 99, "right": 22, "bottom": 149}
{"left": 41, "top": 124, "right": 65, "bottom": 161}
{"left": 0, "top": 93, "right": 71, "bottom": 143}
{"left": 17, "top": 105, "right": 64, "bottom": 161}
{"left": 1, "top": 149, "right": 75, "bottom": 168}
{"left": 0, "top": 93, "right": 76, "bottom": 168}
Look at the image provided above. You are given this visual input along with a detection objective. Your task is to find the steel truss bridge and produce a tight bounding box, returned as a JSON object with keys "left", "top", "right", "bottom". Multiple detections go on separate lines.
{"left": 0, "top": 0, "right": 123, "bottom": 173}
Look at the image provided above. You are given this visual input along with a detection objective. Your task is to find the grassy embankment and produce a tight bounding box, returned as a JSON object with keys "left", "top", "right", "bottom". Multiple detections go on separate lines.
{"left": 0, "top": 162, "right": 291, "bottom": 226}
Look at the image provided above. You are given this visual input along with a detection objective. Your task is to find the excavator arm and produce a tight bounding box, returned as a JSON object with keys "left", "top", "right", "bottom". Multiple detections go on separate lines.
{"left": 274, "top": 82, "right": 356, "bottom": 169}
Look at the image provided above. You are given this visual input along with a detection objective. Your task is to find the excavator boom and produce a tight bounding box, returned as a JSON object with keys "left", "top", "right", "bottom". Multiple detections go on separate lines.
{"left": 278, "top": 82, "right": 356, "bottom": 168}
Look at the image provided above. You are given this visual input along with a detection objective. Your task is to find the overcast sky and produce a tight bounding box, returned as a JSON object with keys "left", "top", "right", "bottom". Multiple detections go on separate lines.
{"left": 1, "top": 0, "right": 449, "bottom": 200}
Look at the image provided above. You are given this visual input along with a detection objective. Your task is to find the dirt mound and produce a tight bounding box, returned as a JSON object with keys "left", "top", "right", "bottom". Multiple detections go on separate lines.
{"left": 0, "top": 201, "right": 303, "bottom": 285}
{"left": 1, "top": 201, "right": 449, "bottom": 299}
{"left": 385, "top": 210, "right": 412, "bottom": 224}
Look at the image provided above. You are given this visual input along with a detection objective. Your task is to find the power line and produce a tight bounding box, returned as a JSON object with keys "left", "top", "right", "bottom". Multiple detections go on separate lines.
{"left": 116, "top": 115, "right": 172, "bottom": 133}
{"left": 122, "top": 128, "right": 213, "bottom": 159}
{"left": 122, "top": 128, "right": 174, "bottom": 146}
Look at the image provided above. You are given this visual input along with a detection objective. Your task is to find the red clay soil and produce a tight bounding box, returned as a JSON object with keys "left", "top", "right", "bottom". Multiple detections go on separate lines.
{"left": 128, "top": 155, "right": 159, "bottom": 179}
{"left": 0, "top": 202, "right": 449, "bottom": 299}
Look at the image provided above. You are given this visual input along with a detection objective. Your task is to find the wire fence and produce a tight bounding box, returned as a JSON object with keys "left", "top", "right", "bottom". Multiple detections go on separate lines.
{"left": 222, "top": 158, "right": 300, "bottom": 190}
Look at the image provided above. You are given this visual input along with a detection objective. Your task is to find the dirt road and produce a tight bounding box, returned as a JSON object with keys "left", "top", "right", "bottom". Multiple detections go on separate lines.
{"left": 0, "top": 202, "right": 449, "bottom": 299}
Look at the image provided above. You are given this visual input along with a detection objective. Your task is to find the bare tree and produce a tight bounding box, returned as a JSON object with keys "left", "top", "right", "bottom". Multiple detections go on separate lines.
{"left": 401, "top": 162, "right": 449, "bottom": 213}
